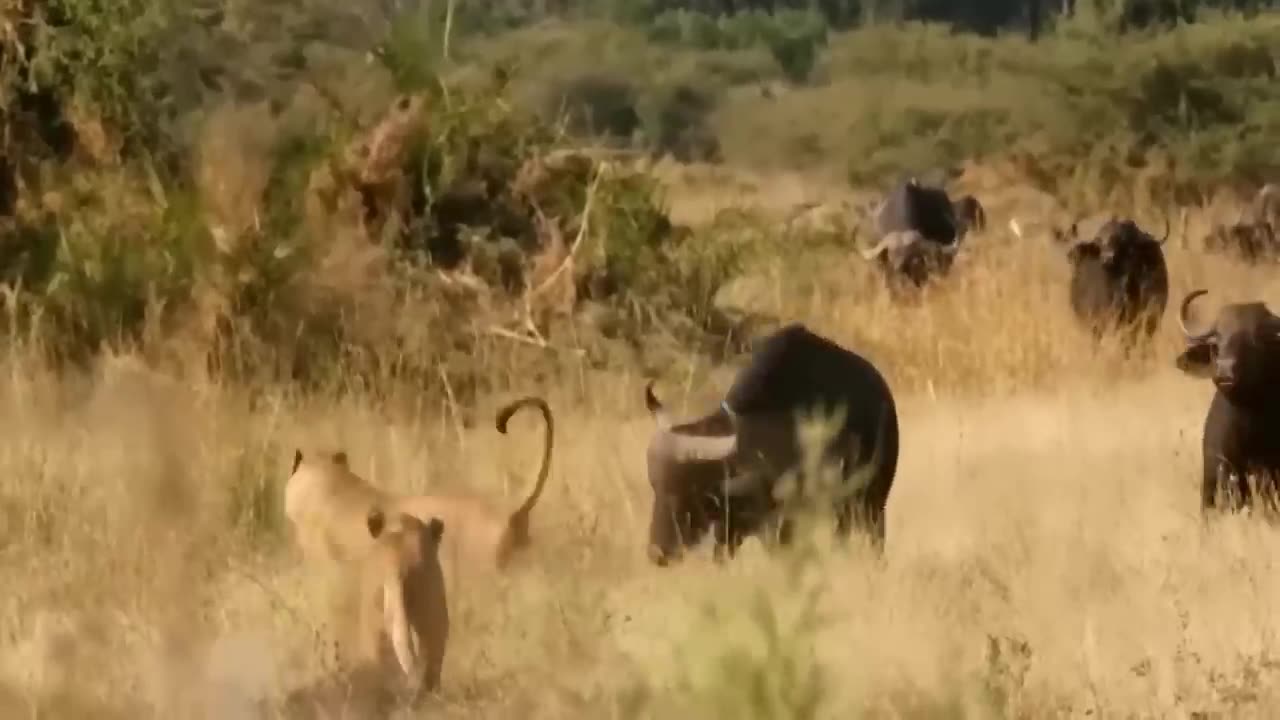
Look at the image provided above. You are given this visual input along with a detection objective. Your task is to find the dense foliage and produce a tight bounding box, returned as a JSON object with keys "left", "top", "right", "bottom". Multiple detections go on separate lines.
{"left": 0, "top": 0, "right": 1277, "bottom": 386}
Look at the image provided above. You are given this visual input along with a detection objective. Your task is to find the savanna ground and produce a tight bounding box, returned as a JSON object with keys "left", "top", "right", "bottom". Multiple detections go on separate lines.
{"left": 3, "top": 2, "right": 1280, "bottom": 718}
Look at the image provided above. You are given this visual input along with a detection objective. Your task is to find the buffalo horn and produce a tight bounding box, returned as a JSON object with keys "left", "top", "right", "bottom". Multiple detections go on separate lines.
{"left": 660, "top": 429, "right": 738, "bottom": 463}
{"left": 1178, "top": 289, "right": 1216, "bottom": 343}
{"left": 1158, "top": 213, "right": 1171, "bottom": 245}
{"left": 860, "top": 235, "right": 896, "bottom": 260}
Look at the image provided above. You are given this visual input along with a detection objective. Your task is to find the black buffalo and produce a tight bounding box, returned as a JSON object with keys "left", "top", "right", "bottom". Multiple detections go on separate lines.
{"left": 861, "top": 179, "right": 972, "bottom": 289}
{"left": 1055, "top": 216, "right": 1170, "bottom": 342}
{"left": 1176, "top": 289, "right": 1280, "bottom": 514}
{"left": 642, "top": 323, "right": 900, "bottom": 566}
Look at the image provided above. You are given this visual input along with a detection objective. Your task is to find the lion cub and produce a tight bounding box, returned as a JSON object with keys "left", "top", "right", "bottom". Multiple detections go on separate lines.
{"left": 357, "top": 508, "right": 449, "bottom": 696}
{"left": 284, "top": 396, "right": 556, "bottom": 573}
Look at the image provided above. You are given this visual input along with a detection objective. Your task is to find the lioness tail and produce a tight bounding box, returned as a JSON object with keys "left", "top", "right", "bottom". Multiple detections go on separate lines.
{"left": 495, "top": 396, "right": 554, "bottom": 523}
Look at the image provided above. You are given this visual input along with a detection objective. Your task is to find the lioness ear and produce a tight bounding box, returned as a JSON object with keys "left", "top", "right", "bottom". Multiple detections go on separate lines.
{"left": 292, "top": 449, "right": 303, "bottom": 474}
{"left": 428, "top": 517, "right": 444, "bottom": 542}
{"left": 367, "top": 509, "right": 387, "bottom": 539}
{"left": 331, "top": 451, "right": 348, "bottom": 467}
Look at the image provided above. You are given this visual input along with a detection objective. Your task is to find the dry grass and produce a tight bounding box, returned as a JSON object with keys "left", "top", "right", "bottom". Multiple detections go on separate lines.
{"left": 4, "top": 170, "right": 1280, "bottom": 719}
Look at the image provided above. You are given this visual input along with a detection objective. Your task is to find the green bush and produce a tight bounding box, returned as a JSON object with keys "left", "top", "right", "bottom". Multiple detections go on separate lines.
{"left": 765, "top": 10, "right": 830, "bottom": 82}
{"left": 713, "top": 16, "right": 1280, "bottom": 193}
{"left": 639, "top": 81, "right": 723, "bottom": 162}
{"left": 549, "top": 73, "right": 643, "bottom": 141}
{"left": 645, "top": 8, "right": 830, "bottom": 83}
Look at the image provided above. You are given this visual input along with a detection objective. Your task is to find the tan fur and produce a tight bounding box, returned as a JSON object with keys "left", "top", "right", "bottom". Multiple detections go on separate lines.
{"left": 284, "top": 448, "right": 390, "bottom": 565}
{"left": 283, "top": 395, "right": 556, "bottom": 572}
{"left": 356, "top": 509, "right": 448, "bottom": 696}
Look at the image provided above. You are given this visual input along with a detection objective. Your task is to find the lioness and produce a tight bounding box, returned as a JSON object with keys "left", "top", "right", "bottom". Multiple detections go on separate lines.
{"left": 357, "top": 508, "right": 448, "bottom": 696}
{"left": 283, "top": 395, "right": 556, "bottom": 572}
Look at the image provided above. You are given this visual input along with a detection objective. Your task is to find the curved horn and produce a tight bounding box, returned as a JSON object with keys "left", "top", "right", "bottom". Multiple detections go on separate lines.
{"left": 860, "top": 235, "right": 895, "bottom": 261}
{"left": 1178, "top": 289, "right": 1216, "bottom": 343}
{"left": 1158, "top": 212, "right": 1171, "bottom": 245}
{"left": 657, "top": 404, "right": 739, "bottom": 464}
{"left": 660, "top": 429, "right": 738, "bottom": 463}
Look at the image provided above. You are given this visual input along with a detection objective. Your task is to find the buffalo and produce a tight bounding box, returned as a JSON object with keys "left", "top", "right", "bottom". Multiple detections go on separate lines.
{"left": 860, "top": 178, "right": 971, "bottom": 289}
{"left": 1176, "top": 289, "right": 1280, "bottom": 514}
{"left": 642, "top": 323, "right": 900, "bottom": 566}
{"left": 1053, "top": 216, "right": 1170, "bottom": 342}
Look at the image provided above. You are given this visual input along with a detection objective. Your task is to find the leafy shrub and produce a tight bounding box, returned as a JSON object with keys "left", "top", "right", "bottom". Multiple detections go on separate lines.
{"left": 764, "top": 10, "right": 830, "bottom": 82}
{"left": 646, "top": 8, "right": 830, "bottom": 83}
{"left": 549, "top": 73, "right": 643, "bottom": 141}
{"left": 638, "top": 81, "right": 723, "bottom": 162}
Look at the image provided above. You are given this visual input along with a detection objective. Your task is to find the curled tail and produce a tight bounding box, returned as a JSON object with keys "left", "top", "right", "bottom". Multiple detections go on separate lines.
{"left": 496, "top": 396, "right": 555, "bottom": 527}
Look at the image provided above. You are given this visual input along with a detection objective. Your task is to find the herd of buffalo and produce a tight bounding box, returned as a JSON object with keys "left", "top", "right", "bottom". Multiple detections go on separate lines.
{"left": 280, "top": 177, "right": 1280, "bottom": 707}
{"left": 670, "top": 177, "right": 1280, "bottom": 559}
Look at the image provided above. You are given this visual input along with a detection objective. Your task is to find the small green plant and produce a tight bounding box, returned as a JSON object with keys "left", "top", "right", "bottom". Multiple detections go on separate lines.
{"left": 764, "top": 9, "right": 829, "bottom": 83}
{"left": 372, "top": 0, "right": 449, "bottom": 93}
{"left": 669, "top": 577, "right": 829, "bottom": 720}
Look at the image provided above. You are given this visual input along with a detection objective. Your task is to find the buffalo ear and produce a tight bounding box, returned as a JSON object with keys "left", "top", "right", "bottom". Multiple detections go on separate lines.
{"left": 1176, "top": 343, "right": 1214, "bottom": 378}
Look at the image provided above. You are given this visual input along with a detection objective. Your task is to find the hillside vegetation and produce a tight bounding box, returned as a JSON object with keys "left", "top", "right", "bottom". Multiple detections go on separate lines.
{"left": 2, "top": 1, "right": 1280, "bottom": 718}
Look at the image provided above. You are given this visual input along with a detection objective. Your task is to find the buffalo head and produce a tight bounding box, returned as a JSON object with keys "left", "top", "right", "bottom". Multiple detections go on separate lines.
{"left": 1059, "top": 215, "right": 1170, "bottom": 263}
{"left": 860, "top": 230, "right": 961, "bottom": 289}
{"left": 642, "top": 383, "right": 805, "bottom": 566}
{"left": 1176, "top": 289, "right": 1280, "bottom": 399}
{"left": 643, "top": 384, "right": 740, "bottom": 565}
